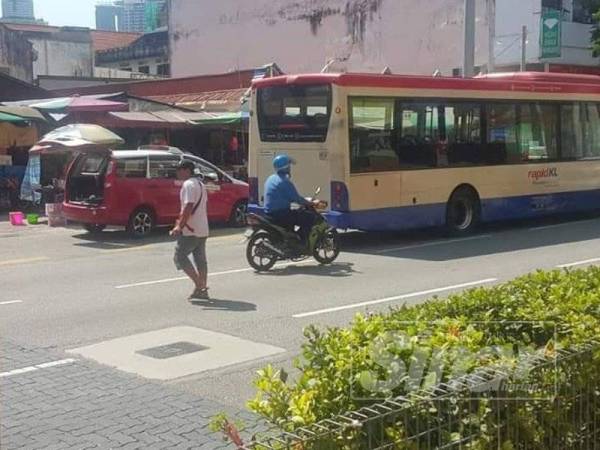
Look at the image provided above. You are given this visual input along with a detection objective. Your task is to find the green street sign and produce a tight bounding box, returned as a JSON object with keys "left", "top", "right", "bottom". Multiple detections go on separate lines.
{"left": 541, "top": 9, "right": 562, "bottom": 59}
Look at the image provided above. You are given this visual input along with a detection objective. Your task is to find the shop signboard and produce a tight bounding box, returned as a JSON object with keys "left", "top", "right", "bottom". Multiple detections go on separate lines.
{"left": 541, "top": 9, "right": 562, "bottom": 59}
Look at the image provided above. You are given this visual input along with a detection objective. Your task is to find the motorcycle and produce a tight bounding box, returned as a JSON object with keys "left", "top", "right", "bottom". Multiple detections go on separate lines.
{"left": 245, "top": 189, "right": 341, "bottom": 272}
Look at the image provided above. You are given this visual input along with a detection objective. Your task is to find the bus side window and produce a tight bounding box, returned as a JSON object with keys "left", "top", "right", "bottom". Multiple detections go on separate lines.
{"left": 398, "top": 102, "right": 485, "bottom": 169}
{"left": 562, "top": 103, "right": 600, "bottom": 161}
{"left": 397, "top": 104, "right": 438, "bottom": 169}
{"left": 518, "top": 103, "right": 558, "bottom": 162}
{"left": 487, "top": 104, "right": 518, "bottom": 164}
{"left": 445, "top": 103, "right": 483, "bottom": 167}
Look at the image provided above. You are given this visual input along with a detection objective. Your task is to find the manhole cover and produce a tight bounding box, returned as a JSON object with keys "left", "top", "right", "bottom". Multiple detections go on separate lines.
{"left": 136, "top": 341, "right": 208, "bottom": 360}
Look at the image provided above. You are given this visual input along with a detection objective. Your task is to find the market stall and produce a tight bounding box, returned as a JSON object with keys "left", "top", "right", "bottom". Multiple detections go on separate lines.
{"left": 0, "top": 107, "right": 48, "bottom": 210}
{"left": 186, "top": 108, "right": 249, "bottom": 180}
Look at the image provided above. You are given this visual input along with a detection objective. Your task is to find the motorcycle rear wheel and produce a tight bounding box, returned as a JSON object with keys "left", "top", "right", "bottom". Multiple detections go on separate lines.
{"left": 246, "top": 232, "right": 278, "bottom": 272}
{"left": 313, "top": 229, "right": 340, "bottom": 265}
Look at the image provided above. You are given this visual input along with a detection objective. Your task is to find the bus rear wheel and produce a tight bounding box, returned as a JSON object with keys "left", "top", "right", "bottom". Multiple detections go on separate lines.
{"left": 446, "top": 188, "right": 480, "bottom": 236}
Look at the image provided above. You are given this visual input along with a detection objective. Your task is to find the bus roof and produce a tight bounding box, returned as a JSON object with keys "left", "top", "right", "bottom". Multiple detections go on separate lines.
{"left": 252, "top": 72, "right": 600, "bottom": 95}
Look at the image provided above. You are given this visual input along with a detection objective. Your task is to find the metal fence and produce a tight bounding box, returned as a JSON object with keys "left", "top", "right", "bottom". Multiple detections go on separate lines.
{"left": 238, "top": 341, "right": 600, "bottom": 450}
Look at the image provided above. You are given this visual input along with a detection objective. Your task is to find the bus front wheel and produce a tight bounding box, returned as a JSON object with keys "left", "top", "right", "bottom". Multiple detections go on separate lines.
{"left": 445, "top": 188, "right": 480, "bottom": 236}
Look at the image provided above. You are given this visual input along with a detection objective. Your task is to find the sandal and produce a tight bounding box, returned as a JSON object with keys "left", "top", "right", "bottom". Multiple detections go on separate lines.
{"left": 189, "top": 287, "right": 210, "bottom": 301}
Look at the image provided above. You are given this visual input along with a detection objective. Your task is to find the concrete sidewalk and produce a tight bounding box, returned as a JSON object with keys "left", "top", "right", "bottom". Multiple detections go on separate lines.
{"left": 0, "top": 339, "right": 260, "bottom": 449}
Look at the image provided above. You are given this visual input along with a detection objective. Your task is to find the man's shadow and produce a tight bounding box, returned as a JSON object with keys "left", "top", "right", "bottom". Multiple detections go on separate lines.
{"left": 189, "top": 298, "right": 257, "bottom": 312}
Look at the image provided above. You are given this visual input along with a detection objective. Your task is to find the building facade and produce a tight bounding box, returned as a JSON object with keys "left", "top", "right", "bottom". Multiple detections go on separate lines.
{"left": 95, "top": 0, "right": 166, "bottom": 33}
{"left": 96, "top": 2, "right": 123, "bottom": 32}
{"left": 169, "top": 0, "right": 600, "bottom": 77}
{"left": 121, "top": 0, "right": 166, "bottom": 33}
{"left": 169, "top": 0, "right": 492, "bottom": 77}
{"left": 95, "top": 29, "right": 170, "bottom": 76}
{"left": 0, "top": 23, "right": 34, "bottom": 82}
{"left": 3, "top": 24, "right": 94, "bottom": 79}
{"left": 1, "top": 0, "right": 34, "bottom": 22}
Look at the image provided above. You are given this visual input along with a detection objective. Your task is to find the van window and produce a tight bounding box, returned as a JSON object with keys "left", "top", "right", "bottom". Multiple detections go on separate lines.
{"left": 79, "top": 154, "right": 107, "bottom": 174}
{"left": 149, "top": 155, "right": 179, "bottom": 179}
{"left": 115, "top": 158, "right": 147, "bottom": 178}
{"left": 184, "top": 157, "right": 222, "bottom": 182}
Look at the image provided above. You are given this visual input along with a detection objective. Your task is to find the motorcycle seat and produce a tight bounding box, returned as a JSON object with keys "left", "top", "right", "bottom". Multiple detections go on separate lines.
{"left": 247, "top": 213, "right": 297, "bottom": 235}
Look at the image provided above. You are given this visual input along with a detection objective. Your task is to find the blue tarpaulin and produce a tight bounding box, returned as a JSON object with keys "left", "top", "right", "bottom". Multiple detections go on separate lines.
{"left": 20, "top": 155, "right": 41, "bottom": 203}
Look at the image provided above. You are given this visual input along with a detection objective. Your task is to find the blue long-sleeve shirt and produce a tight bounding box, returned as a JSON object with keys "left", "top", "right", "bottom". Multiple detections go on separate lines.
{"left": 264, "top": 173, "right": 307, "bottom": 213}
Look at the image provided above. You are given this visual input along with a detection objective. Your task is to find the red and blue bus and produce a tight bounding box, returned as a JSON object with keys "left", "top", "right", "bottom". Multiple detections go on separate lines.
{"left": 248, "top": 72, "right": 600, "bottom": 234}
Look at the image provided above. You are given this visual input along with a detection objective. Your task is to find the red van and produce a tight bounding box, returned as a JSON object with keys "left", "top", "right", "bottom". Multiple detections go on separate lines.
{"left": 63, "top": 148, "right": 248, "bottom": 237}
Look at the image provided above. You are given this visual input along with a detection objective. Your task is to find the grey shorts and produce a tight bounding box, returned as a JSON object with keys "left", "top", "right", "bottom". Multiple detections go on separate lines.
{"left": 174, "top": 236, "right": 208, "bottom": 273}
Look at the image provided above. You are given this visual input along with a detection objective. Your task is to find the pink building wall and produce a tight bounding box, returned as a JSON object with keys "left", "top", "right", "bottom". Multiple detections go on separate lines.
{"left": 170, "top": 0, "right": 491, "bottom": 77}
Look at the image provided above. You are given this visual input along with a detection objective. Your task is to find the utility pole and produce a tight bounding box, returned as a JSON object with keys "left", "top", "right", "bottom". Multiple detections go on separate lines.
{"left": 463, "top": 0, "right": 476, "bottom": 77}
{"left": 521, "top": 25, "right": 528, "bottom": 71}
{"left": 487, "top": 0, "right": 496, "bottom": 73}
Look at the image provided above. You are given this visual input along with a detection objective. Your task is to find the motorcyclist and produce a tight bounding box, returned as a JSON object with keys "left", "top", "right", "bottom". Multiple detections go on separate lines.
{"left": 264, "top": 154, "right": 316, "bottom": 246}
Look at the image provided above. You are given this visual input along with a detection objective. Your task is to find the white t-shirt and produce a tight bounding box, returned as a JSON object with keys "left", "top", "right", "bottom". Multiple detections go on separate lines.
{"left": 180, "top": 178, "right": 209, "bottom": 237}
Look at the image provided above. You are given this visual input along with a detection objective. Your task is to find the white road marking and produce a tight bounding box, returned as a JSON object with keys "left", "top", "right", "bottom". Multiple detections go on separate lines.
{"left": 0, "top": 358, "right": 76, "bottom": 378}
{"left": 557, "top": 257, "right": 600, "bottom": 269}
{"left": 35, "top": 359, "right": 76, "bottom": 369}
{"left": 0, "top": 300, "right": 23, "bottom": 306}
{"left": 2, "top": 367, "right": 37, "bottom": 376}
{"left": 115, "top": 260, "right": 314, "bottom": 289}
{"left": 116, "top": 275, "right": 186, "bottom": 289}
{"left": 0, "top": 256, "right": 49, "bottom": 267}
{"left": 375, "top": 235, "right": 492, "bottom": 254}
{"left": 292, "top": 278, "right": 498, "bottom": 318}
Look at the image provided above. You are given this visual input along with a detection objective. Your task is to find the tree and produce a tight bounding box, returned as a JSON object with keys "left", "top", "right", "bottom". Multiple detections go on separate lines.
{"left": 585, "top": 0, "right": 600, "bottom": 55}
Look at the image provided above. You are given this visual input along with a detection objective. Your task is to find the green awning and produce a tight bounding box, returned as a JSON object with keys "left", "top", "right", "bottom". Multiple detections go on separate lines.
{"left": 187, "top": 111, "right": 248, "bottom": 126}
{"left": 0, "top": 112, "right": 29, "bottom": 123}
{"left": 0, "top": 105, "right": 47, "bottom": 122}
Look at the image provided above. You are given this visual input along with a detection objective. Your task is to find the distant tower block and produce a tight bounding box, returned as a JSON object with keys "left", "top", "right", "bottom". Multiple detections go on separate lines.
{"left": 1, "top": 0, "right": 35, "bottom": 21}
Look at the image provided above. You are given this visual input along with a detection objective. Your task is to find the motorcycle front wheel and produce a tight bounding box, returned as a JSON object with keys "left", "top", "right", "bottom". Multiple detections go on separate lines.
{"left": 246, "top": 231, "right": 278, "bottom": 272}
{"left": 313, "top": 229, "right": 340, "bottom": 265}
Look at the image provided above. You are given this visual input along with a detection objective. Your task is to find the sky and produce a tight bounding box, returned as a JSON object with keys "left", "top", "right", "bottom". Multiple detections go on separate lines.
{"left": 33, "top": 0, "right": 96, "bottom": 28}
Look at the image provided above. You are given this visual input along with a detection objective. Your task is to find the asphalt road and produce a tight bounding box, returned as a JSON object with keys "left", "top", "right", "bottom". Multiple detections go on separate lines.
{"left": 3, "top": 214, "right": 600, "bottom": 412}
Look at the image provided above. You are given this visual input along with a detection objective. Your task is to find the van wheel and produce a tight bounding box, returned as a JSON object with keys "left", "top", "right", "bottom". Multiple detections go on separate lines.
{"left": 127, "top": 208, "right": 155, "bottom": 238}
{"left": 446, "top": 188, "right": 480, "bottom": 236}
{"left": 83, "top": 224, "right": 106, "bottom": 234}
{"left": 228, "top": 201, "right": 247, "bottom": 227}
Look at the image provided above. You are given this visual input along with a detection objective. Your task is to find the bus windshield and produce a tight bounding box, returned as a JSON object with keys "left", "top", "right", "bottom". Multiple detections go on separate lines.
{"left": 257, "top": 84, "right": 331, "bottom": 143}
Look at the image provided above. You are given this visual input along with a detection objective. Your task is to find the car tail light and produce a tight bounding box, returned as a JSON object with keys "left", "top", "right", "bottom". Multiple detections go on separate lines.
{"left": 104, "top": 161, "right": 116, "bottom": 189}
{"left": 249, "top": 177, "right": 259, "bottom": 204}
{"left": 331, "top": 181, "right": 349, "bottom": 211}
{"left": 106, "top": 160, "right": 116, "bottom": 176}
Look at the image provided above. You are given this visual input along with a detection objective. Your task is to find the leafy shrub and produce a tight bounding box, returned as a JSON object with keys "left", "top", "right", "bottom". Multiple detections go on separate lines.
{"left": 247, "top": 268, "right": 600, "bottom": 448}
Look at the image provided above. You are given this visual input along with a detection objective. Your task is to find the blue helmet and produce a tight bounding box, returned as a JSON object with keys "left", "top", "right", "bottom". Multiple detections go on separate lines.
{"left": 273, "top": 154, "right": 294, "bottom": 173}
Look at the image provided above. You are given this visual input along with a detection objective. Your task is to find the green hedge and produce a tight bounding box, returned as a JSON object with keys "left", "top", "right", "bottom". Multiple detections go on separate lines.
{"left": 246, "top": 268, "right": 600, "bottom": 448}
